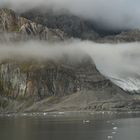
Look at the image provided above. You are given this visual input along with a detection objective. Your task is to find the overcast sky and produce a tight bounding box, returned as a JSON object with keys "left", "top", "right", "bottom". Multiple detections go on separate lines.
{"left": 0, "top": 0, "right": 140, "bottom": 30}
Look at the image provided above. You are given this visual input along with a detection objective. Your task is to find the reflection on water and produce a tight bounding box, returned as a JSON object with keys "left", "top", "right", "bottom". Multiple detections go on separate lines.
{"left": 0, "top": 112, "right": 140, "bottom": 140}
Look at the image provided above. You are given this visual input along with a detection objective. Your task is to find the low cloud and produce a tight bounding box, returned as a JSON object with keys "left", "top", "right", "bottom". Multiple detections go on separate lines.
{"left": 1, "top": 0, "right": 140, "bottom": 30}
{"left": 0, "top": 40, "right": 140, "bottom": 91}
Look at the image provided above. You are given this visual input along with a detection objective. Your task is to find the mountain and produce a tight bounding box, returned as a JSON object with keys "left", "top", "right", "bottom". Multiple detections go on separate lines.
{"left": 0, "top": 8, "right": 66, "bottom": 41}
{"left": 0, "top": 8, "right": 140, "bottom": 113}
{"left": 21, "top": 8, "right": 140, "bottom": 42}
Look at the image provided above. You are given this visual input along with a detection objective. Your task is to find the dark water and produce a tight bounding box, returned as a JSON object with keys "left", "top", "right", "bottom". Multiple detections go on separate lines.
{"left": 0, "top": 112, "right": 140, "bottom": 140}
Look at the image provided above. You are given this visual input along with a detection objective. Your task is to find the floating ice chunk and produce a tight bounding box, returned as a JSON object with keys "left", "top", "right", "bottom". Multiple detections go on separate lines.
{"left": 112, "top": 132, "right": 116, "bottom": 134}
{"left": 7, "top": 114, "right": 11, "bottom": 117}
{"left": 23, "top": 113, "right": 27, "bottom": 116}
{"left": 83, "top": 120, "right": 90, "bottom": 124}
{"left": 43, "top": 112, "right": 47, "bottom": 116}
{"left": 58, "top": 112, "right": 65, "bottom": 115}
{"left": 107, "top": 136, "right": 113, "bottom": 139}
{"left": 113, "top": 127, "right": 118, "bottom": 130}
{"left": 90, "top": 112, "right": 94, "bottom": 115}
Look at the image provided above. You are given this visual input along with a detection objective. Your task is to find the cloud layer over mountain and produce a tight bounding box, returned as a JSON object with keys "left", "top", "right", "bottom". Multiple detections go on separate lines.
{"left": 1, "top": 0, "right": 140, "bottom": 30}
{"left": 0, "top": 40, "right": 140, "bottom": 84}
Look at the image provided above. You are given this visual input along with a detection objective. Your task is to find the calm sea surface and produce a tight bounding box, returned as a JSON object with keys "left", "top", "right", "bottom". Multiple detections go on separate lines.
{"left": 0, "top": 112, "right": 140, "bottom": 140}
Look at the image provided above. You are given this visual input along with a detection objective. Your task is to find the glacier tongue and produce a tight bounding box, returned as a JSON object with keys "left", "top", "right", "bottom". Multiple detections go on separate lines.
{"left": 110, "top": 77, "right": 140, "bottom": 93}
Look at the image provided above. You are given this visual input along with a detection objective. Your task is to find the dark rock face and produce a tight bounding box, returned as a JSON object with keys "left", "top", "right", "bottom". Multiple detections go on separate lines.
{"left": 98, "top": 29, "right": 140, "bottom": 43}
{"left": 0, "top": 62, "right": 75, "bottom": 99}
{"left": 0, "top": 59, "right": 108, "bottom": 100}
{"left": 18, "top": 17, "right": 66, "bottom": 41}
{"left": 21, "top": 9, "right": 140, "bottom": 42}
{"left": 21, "top": 10, "right": 99, "bottom": 40}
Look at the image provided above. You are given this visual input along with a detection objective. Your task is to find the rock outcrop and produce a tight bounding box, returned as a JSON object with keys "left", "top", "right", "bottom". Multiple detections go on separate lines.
{"left": 0, "top": 8, "right": 66, "bottom": 41}
{"left": 21, "top": 9, "right": 140, "bottom": 42}
{"left": 21, "top": 10, "right": 99, "bottom": 40}
{"left": 1, "top": 8, "right": 140, "bottom": 43}
{"left": 98, "top": 29, "right": 140, "bottom": 43}
{"left": 0, "top": 8, "right": 18, "bottom": 32}
{"left": 0, "top": 59, "right": 107, "bottom": 100}
{"left": 18, "top": 17, "right": 65, "bottom": 41}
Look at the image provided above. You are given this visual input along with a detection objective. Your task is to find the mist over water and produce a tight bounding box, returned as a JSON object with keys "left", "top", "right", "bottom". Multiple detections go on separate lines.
{"left": 0, "top": 40, "right": 140, "bottom": 92}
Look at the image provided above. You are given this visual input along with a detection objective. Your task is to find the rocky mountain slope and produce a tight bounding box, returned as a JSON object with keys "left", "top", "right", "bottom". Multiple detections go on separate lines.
{"left": 21, "top": 9, "right": 140, "bottom": 42}
{"left": 2, "top": 58, "right": 139, "bottom": 112}
{"left": 0, "top": 8, "right": 140, "bottom": 113}
{"left": 0, "top": 8, "right": 66, "bottom": 41}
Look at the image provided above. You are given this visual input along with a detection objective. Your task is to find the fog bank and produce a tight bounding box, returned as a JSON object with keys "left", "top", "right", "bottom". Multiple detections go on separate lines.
{"left": 0, "top": 40, "right": 140, "bottom": 91}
